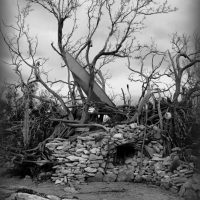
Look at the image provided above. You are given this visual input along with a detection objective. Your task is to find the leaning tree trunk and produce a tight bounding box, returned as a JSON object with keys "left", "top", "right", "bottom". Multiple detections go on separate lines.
{"left": 22, "top": 93, "right": 30, "bottom": 149}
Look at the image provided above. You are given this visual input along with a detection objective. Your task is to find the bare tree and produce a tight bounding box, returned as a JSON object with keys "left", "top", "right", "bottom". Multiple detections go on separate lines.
{"left": 27, "top": 0, "right": 175, "bottom": 122}
{"left": 167, "top": 33, "right": 200, "bottom": 103}
{"left": 128, "top": 44, "right": 172, "bottom": 102}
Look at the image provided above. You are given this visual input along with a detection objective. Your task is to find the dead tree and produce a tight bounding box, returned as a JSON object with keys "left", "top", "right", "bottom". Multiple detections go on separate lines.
{"left": 167, "top": 33, "right": 200, "bottom": 103}
{"left": 28, "top": 0, "right": 175, "bottom": 123}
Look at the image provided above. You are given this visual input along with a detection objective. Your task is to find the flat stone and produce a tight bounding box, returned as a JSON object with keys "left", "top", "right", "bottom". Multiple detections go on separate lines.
{"left": 171, "top": 147, "right": 181, "bottom": 152}
{"left": 84, "top": 167, "right": 97, "bottom": 173}
{"left": 81, "top": 154, "right": 89, "bottom": 159}
{"left": 113, "top": 133, "right": 123, "bottom": 139}
{"left": 60, "top": 169, "right": 71, "bottom": 174}
{"left": 46, "top": 195, "right": 61, "bottom": 200}
{"left": 125, "top": 158, "right": 133, "bottom": 164}
{"left": 66, "top": 156, "right": 80, "bottom": 162}
{"left": 76, "top": 148, "right": 85, "bottom": 153}
{"left": 172, "top": 177, "right": 188, "bottom": 184}
{"left": 89, "top": 154, "right": 103, "bottom": 160}
{"left": 55, "top": 179, "right": 63, "bottom": 184}
{"left": 6, "top": 193, "right": 49, "bottom": 200}
{"left": 83, "top": 149, "right": 90, "bottom": 154}
{"left": 90, "top": 148, "right": 100, "bottom": 154}
{"left": 90, "top": 163, "right": 100, "bottom": 168}
{"left": 77, "top": 136, "right": 94, "bottom": 141}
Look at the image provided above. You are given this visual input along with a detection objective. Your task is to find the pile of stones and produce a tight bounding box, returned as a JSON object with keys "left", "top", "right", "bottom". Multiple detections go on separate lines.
{"left": 46, "top": 123, "right": 200, "bottom": 200}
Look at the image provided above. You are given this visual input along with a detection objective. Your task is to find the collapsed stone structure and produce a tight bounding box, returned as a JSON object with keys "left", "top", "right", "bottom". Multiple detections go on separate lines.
{"left": 46, "top": 124, "right": 200, "bottom": 200}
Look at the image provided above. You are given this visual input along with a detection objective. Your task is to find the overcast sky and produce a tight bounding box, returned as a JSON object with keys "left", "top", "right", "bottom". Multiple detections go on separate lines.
{"left": 0, "top": 0, "right": 199, "bottom": 104}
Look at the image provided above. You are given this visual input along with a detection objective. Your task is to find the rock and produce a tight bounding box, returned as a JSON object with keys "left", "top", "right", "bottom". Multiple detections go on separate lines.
{"left": 138, "top": 125, "right": 145, "bottom": 130}
{"left": 75, "top": 148, "right": 85, "bottom": 153}
{"left": 154, "top": 162, "right": 163, "bottom": 171}
{"left": 192, "top": 183, "right": 200, "bottom": 191}
{"left": 89, "top": 154, "right": 103, "bottom": 160}
{"left": 156, "top": 170, "right": 165, "bottom": 177}
{"left": 125, "top": 170, "right": 135, "bottom": 182}
{"left": 60, "top": 169, "right": 71, "bottom": 174}
{"left": 63, "top": 187, "right": 78, "bottom": 194}
{"left": 87, "top": 172, "right": 103, "bottom": 182}
{"left": 89, "top": 163, "right": 99, "bottom": 168}
{"left": 134, "top": 174, "right": 142, "bottom": 182}
{"left": 171, "top": 147, "right": 181, "bottom": 152}
{"left": 101, "top": 150, "right": 107, "bottom": 156}
{"left": 145, "top": 146, "right": 155, "bottom": 158}
{"left": 81, "top": 154, "right": 89, "bottom": 159}
{"left": 184, "top": 188, "right": 199, "bottom": 200}
{"left": 153, "top": 131, "right": 161, "bottom": 139}
{"left": 163, "top": 156, "right": 171, "bottom": 166}
{"left": 113, "top": 133, "right": 123, "bottom": 139}
{"left": 169, "top": 186, "right": 178, "bottom": 194}
{"left": 132, "top": 161, "right": 138, "bottom": 166}
{"left": 152, "top": 156, "right": 163, "bottom": 161}
{"left": 84, "top": 167, "right": 97, "bottom": 173}
{"left": 160, "top": 178, "right": 171, "bottom": 190}
{"left": 192, "top": 173, "right": 200, "bottom": 184}
{"left": 83, "top": 149, "right": 89, "bottom": 154}
{"left": 77, "top": 136, "right": 93, "bottom": 141}
{"left": 125, "top": 158, "right": 132, "bottom": 164}
{"left": 66, "top": 156, "right": 80, "bottom": 162}
{"left": 55, "top": 179, "right": 63, "bottom": 184}
{"left": 46, "top": 143, "right": 60, "bottom": 151}
{"left": 103, "top": 172, "right": 117, "bottom": 182}
{"left": 106, "top": 162, "right": 114, "bottom": 169}
{"left": 179, "top": 185, "right": 186, "bottom": 197}
{"left": 129, "top": 123, "right": 137, "bottom": 129}
{"left": 46, "top": 195, "right": 61, "bottom": 200}
{"left": 6, "top": 193, "right": 49, "bottom": 200}
{"left": 172, "top": 177, "right": 188, "bottom": 184}
{"left": 90, "top": 148, "right": 100, "bottom": 154}
{"left": 117, "top": 171, "right": 128, "bottom": 182}
{"left": 153, "top": 145, "right": 160, "bottom": 153}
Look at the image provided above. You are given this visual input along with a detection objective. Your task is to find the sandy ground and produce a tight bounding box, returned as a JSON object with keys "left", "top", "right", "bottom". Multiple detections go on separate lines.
{"left": 0, "top": 167, "right": 183, "bottom": 200}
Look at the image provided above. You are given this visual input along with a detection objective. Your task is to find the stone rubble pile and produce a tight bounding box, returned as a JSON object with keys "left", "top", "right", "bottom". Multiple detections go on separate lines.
{"left": 46, "top": 123, "right": 200, "bottom": 200}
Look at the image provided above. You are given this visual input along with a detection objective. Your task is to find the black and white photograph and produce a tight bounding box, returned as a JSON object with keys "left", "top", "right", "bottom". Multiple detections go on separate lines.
{"left": 0, "top": 0, "right": 200, "bottom": 199}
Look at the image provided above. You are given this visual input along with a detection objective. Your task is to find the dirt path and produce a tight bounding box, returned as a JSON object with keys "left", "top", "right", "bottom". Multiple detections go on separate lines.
{"left": 0, "top": 168, "right": 183, "bottom": 200}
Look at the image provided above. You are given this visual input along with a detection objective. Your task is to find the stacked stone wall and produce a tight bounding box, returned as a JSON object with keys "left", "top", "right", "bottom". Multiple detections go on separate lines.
{"left": 46, "top": 124, "right": 200, "bottom": 200}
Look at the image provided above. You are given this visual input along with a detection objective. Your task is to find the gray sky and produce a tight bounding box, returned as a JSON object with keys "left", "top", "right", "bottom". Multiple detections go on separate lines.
{"left": 0, "top": 0, "right": 199, "bottom": 104}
